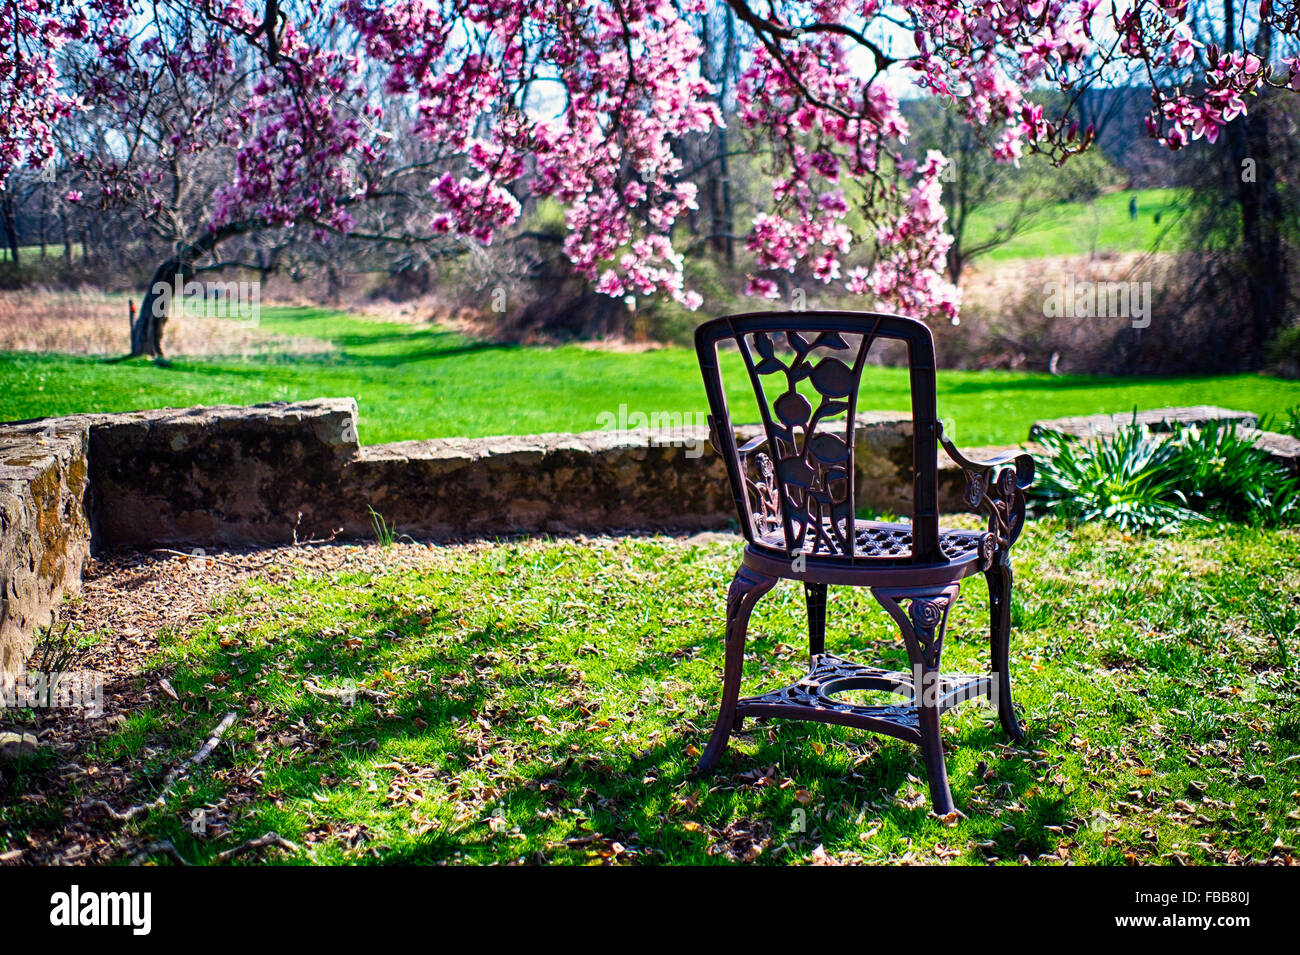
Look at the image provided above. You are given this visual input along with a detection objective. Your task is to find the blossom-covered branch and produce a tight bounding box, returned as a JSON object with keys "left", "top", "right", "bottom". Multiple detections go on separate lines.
{"left": 2, "top": 0, "right": 1294, "bottom": 328}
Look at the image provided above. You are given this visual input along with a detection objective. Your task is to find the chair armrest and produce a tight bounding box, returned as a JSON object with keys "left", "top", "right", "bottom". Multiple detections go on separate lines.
{"left": 708, "top": 417, "right": 781, "bottom": 537}
{"left": 939, "top": 433, "right": 1035, "bottom": 490}
{"left": 937, "top": 422, "right": 1034, "bottom": 550}
{"left": 707, "top": 416, "right": 768, "bottom": 461}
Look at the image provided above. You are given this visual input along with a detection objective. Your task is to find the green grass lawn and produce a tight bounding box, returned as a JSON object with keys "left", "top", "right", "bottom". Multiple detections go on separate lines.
{"left": 0, "top": 242, "right": 86, "bottom": 262}
{"left": 969, "top": 188, "right": 1187, "bottom": 262}
{"left": 4, "top": 518, "right": 1295, "bottom": 865}
{"left": 3, "top": 305, "right": 1298, "bottom": 447}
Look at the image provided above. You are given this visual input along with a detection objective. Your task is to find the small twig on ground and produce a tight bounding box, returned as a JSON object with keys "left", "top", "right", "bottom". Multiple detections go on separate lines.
{"left": 304, "top": 680, "right": 389, "bottom": 703}
{"left": 215, "top": 831, "right": 300, "bottom": 863}
{"left": 129, "top": 840, "right": 192, "bottom": 866}
{"left": 85, "top": 711, "right": 237, "bottom": 823}
{"left": 148, "top": 548, "right": 279, "bottom": 570}
{"left": 148, "top": 525, "right": 348, "bottom": 570}
{"left": 293, "top": 510, "right": 344, "bottom": 547}
{"left": 295, "top": 530, "right": 344, "bottom": 546}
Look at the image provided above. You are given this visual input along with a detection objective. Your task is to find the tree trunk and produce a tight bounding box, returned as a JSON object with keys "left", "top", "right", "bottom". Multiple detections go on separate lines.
{"left": 942, "top": 110, "right": 967, "bottom": 284}
{"left": 713, "top": 123, "right": 734, "bottom": 265}
{"left": 946, "top": 248, "right": 966, "bottom": 285}
{"left": 38, "top": 187, "right": 48, "bottom": 259}
{"left": 132, "top": 256, "right": 184, "bottom": 357}
{"left": 1226, "top": 105, "right": 1286, "bottom": 362}
{"left": 326, "top": 263, "right": 342, "bottom": 304}
{"left": 716, "top": 7, "right": 736, "bottom": 265}
{"left": 130, "top": 223, "right": 251, "bottom": 356}
{"left": 1, "top": 194, "right": 20, "bottom": 266}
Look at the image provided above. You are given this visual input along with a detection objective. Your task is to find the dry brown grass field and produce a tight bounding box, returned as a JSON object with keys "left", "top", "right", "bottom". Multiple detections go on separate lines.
{"left": 0, "top": 290, "right": 334, "bottom": 357}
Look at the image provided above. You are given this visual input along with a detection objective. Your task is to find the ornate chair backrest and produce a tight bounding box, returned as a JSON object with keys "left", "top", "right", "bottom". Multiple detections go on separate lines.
{"left": 695, "top": 311, "right": 942, "bottom": 564}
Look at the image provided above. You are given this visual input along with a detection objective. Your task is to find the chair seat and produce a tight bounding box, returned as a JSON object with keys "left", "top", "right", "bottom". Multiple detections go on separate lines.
{"left": 758, "top": 518, "right": 985, "bottom": 560}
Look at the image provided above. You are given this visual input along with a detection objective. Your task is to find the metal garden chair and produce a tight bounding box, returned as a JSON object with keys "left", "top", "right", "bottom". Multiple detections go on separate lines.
{"left": 694, "top": 310, "right": 1034, "bottom": 814}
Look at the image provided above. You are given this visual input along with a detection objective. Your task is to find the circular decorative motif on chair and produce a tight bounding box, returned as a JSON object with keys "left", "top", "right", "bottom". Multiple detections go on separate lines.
{"left": 964, "top": 470, "right": 988, "bottom": 509}
{"left": 979, "top": 531, "right": 997, "bottom": 566}
{"left": 774, "top": 390, "right": 812, "bottom": 427}
{"left": 910, "top": 597, "right": 947, "bottom": 631}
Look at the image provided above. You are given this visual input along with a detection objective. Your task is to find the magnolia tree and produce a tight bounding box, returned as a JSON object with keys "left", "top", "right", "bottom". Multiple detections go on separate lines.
{"left": 2, "top": 0, "right": 1297, "bottom": 355}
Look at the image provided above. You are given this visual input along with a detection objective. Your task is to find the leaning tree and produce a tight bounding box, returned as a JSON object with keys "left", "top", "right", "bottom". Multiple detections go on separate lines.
{"left": 55, "top": 0, "right": 394, "bottom": 355}
{"left": 2, "top": 1, "right": 1296, "bottom": 356}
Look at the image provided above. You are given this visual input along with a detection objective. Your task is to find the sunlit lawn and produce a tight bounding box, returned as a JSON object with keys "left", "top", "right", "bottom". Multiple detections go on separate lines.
{"left": 3, "top": 518, "right": 1295, "bottom": 865}
{"left": 970, "top": 188, "right": 1188, "bottom": 261}
{"left": 3, "top": 304, "right": 1299, "bottom": 446}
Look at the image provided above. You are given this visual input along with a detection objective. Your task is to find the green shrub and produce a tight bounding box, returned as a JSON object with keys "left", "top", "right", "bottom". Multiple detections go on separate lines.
{"left": 1174, "top": 420, "right": 1295, "bottom": 521}
{"left": 1031, "top": 423, "right": 1199, "bottom": 532}
{"left": 1260, "top": 404, "right": 1300, "bottom": 439}
{"left": 1267, "top": 325, "right": 1300, "bottom": 379}
{"left": 1239, "top": 470, "right": 1300, "bottom": 527}
{"left": 1032, "top": 417, "right": 1300, "bottom": 531}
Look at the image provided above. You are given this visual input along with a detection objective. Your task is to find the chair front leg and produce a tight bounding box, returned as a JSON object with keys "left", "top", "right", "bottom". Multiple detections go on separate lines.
{"left": 698, "top": 564, "right": 777, "bottom": 773}
{"left": 804, "top": 582, "right": 827, "bottom": 659}
{"left": 986, "top": 553, "right": 1024, "bottom": 741}
{"left": 874, "top": 584, "right": 961, "bottom": 815}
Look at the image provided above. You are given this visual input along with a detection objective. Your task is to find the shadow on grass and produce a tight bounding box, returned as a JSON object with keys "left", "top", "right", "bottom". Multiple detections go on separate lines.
{"left": 90, "top": 585, "right": 1052, "bottom": 865}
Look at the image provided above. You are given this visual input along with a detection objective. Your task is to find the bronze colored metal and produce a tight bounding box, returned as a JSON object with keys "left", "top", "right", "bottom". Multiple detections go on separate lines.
{"left": 694, "top": 311, "right": 1034, "bottom": 814}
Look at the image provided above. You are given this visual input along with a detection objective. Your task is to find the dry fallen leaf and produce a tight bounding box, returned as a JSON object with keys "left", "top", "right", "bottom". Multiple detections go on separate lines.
{"left": 809, "top": 845, "right": 840, "bottom": 866}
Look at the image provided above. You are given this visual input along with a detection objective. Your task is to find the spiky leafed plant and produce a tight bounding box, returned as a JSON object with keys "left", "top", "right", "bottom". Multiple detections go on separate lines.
{"left": 1172, "top": 421, "right": 1294, "bottom": 522}
{"left": 1031, "top": 423, "right": 1202, "bottom": 533}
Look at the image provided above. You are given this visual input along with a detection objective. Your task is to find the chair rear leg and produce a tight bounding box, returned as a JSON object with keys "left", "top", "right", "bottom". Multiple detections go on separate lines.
{"left": 698, "top": 565, "right": 777, "bottom": 772}
{"left": 986, "top": 557, "right": 1024, "bottom": 741}
{"left": 804, "top": 582, "right": 827, "bottom": 659}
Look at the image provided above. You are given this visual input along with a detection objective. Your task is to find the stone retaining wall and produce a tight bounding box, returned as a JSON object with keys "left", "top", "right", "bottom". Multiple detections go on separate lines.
{"left": 0, "top": 420, "right": 91, "bottom": 675}
{"left": 0, "top": 398, "right": 986, "bottom": 674}
{"left": 3, "top": 397, "right": 1295, "bottom": 676}
{"left": 80, "top": 401, "right": 952, "bottom": 545}
{"left": 1029, "top": 406, "right": 1259, "bottom": 440}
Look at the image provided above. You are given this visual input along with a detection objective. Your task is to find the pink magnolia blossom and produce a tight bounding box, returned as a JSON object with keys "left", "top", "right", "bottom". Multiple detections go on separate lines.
{"left": 1167, "top": 22, "right": 1202, "bottom": 66}
{"left": 0, "top": 1, "right": 1290, "bottom": 326}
